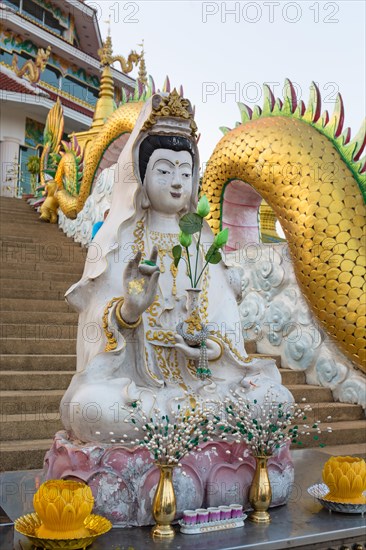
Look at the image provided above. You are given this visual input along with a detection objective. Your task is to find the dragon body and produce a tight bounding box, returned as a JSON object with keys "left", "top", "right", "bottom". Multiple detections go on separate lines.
{"left": 56, "top": 100, "right": 144, "bottom": 218}
{"left": 201, "top": 79, "right": 365, "bottom": 371}
{"left": 12, "top": 46, "right": 51, "bottom": 83}
{"left": 40, "top": 98, "right": 64, "bottom": 188}
{"left": 40, "top": 77, "right": 365, "bottom": 370}
{"left": 109, "top": 52, "right": 141, "bottom": 74}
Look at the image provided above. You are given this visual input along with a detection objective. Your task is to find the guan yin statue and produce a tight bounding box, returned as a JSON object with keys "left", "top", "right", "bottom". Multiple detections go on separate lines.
{"left": 45, "top": 91, "right": 296, "bottom": 525}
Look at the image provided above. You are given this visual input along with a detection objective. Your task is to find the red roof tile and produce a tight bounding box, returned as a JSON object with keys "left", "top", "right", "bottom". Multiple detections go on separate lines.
{"left": 0, "top": 71, "right": 42, "bottom": 96}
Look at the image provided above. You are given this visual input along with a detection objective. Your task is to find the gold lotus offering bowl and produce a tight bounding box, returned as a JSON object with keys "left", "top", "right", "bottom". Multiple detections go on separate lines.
{"left": 322, "top": 456, "right": 366, "bottom": 504}
{"left": 14, "top": 513, "right": 112, "bottom": 550}
{"left": 33, "top": 480, "right": 94, "bottom": 538}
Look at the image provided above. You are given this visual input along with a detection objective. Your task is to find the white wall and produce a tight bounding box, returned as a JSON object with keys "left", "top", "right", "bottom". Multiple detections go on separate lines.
{"left": 0, "top": 105, "right": 26, "bottom": 196}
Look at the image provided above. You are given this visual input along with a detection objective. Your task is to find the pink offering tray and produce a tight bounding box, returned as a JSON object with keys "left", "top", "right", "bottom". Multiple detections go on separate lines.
{"left": 179, "top": 504, "right": 247, "bottom": 535}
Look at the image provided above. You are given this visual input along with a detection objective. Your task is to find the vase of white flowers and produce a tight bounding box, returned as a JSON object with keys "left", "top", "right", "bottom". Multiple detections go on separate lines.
{"left": 221, "top": 389, "right": 330, "bottom": 523}
{"left": 122, "top": 400, "right": 220, "bottom": 538}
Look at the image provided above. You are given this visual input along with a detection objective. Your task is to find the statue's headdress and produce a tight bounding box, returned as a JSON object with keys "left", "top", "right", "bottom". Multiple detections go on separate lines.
{"left": 142, "top": 89, "right": 198, "bottom": 139}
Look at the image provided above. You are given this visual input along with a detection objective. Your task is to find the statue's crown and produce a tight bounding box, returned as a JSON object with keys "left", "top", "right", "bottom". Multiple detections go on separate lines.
{"left": 142, "top": 89, "right": 197, "bottom": 138}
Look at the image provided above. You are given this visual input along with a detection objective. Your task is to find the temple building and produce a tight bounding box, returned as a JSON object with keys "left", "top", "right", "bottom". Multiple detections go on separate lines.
{"left": 0, "top": 0, "right": 137, "bottom": 196}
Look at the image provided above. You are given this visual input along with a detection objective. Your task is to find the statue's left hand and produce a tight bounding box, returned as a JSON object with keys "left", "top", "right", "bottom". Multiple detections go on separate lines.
{"left": 175, "top": 335, "right": 221, "bottom": 361}
{"left": 119, "top": 247, "right": 160, "bottom": 324}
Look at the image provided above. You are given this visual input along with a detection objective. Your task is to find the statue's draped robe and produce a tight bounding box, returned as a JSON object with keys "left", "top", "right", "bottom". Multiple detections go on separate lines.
{"left": 60, "top": 98, "right": 292, "bottom": 444}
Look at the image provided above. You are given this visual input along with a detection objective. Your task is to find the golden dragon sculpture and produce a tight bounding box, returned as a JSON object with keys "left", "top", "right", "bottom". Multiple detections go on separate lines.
{"left": 40, "top": 98, "right": 64, "bottom": 188}
{"left": 40, "top": 78, "right": 365, "bottom": 372}
{"left": 12, "top": 45, "right": 51, "bottom": 83}
{"left": 97, "top": 38, "right": 141, "bottom": 73}
{"left": 201, "top": 79, "right": 365, "bottom": 372}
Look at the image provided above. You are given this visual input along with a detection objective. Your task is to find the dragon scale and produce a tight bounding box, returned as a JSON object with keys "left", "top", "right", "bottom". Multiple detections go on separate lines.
{"left": 202, "top": 81, "right": 365, "bottom": 371}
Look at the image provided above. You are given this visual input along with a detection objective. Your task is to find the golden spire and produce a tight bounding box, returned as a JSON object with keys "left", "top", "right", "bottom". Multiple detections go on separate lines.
{"left": 91, "top": 27, "right": 115, "bottom": 129}
{"left": 137, "top": 40, "right": 147, "bottom": 87}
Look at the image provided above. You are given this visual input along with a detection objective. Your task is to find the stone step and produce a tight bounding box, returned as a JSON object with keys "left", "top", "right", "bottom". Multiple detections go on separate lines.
{"left": 0, "top": 252, "right": 86, "bottom": 271}
{"left": 0, "top": 311, "right": 78, "bottom": 325}
{"left": 0, "top": 298, "right": 72, "bottom": 312}
{"left": 1, "top": 420, "right": 366, "bottom": 472}
{"left": 0, "top": 324, "right": 77, "bottom": 340}
{"left": 290, "top": 420, "right": 366, "bottom": 449}
{"left": 1, "top": 278, "right": 74, "bottom": 291}
{"left": 0, "top": 439, "right": 52, "bottom": 471}
{"left": 0, "top": 413, "right": 62, "bottom": 441}
{"left": 287, "top": 384, "right": 334, "bottom": 403}
{"left": 1, "top": 260, "right": 85, "bottom": 274}
{"left": 297, "top": 402, "right": 365, "bottom": 422}
{"left": 1, "top": 288, "right": 70, "bottom": 300}
{"left": 0, "top": 354, "right": 76, "bottom": 371}
{"left": 0, "top": 371, "right": 74, "bottom": 391}
{"left": 0, "top": 389, "right": 64, "bottom": 414}
{"left": 279, "top": 369, "right": 306, "bottom": 385}
{"left": 0, "top": 237, "right": 85, "bottom": 250}
{"left": 0, "top": 269, "right": 79, "bottom": 282}
{"left": 0, "top": 338, "right": 77, "bottom": 355}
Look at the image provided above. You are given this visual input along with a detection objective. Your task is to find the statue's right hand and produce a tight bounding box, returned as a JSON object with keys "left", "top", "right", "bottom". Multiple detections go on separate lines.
{"left": 120, "top": 247, "right": 160, "bottom": 324}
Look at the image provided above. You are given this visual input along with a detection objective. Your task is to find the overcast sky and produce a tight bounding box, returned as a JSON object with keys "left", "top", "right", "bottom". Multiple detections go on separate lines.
{"left": 86, "top": 0, "right": 365, "bottom": 167}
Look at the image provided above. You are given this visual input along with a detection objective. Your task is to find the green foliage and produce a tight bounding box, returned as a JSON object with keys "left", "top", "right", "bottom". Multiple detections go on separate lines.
{"left": 179, "top": 212, "right": 202, "bottom": 235}
{"left": 174, "top": 194, "right": 229, "bottom": 287}
{"left": 172, "top": 244, "right": 182, "bottom": 268}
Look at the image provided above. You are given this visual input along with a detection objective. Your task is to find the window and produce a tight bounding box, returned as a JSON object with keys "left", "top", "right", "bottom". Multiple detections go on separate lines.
{"left": 22, "top": 0, "right": 43, "bottom": 23}
{"left": 41, "top": 65, "right": 61, "bottom": 88}
{"left": 61, "top": 76, "right": 99, "bottom": 106}
{"left": 0, "top": 49, "right": 14, "bottom": 66}
{"left": 6, "top": 0, "right": 66, "bottom": 37}
{"left": 2, "top": 0, "right": 20, "bottom": 11}
{"left": 44, "top": 10, "right": 63, "bottom": 35}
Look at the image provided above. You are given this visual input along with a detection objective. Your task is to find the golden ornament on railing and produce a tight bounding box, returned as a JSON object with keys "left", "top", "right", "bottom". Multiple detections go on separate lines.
{"left": 33, "top": 480, "right": 94, "bottom": 538}
{"left": 322, "top": 456, "right": 366, "bottom": 504}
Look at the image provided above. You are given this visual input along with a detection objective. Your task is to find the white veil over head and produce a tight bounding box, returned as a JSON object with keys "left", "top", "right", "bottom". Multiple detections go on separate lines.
{"left": 78, "top": 92, "right": 200, "bottom": 284}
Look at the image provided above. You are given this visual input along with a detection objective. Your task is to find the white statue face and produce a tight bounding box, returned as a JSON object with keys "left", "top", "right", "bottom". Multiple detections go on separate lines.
{"left": 143, "top": 149, "right": 193, "bottom": 214}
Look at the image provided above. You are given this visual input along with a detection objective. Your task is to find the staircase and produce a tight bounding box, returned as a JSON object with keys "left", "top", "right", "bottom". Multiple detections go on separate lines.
{"left": 0, "top": 197, "right": 84, "bottom": 471}
{"left": 1, "top": 197, "right": 365, "bottom": 472}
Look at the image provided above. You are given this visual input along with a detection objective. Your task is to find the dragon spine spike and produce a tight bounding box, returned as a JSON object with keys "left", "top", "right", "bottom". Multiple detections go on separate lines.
{"left": 61, "top": 140, "right": 70, "bottom": 151}
{"left": 303, "top": 81, "right": 321, "bottom": 123}
{"left": 179, "top": 85, "right": 184, "bottom": 97}
{"left": 294, "top": 100, "right": 306, "bottom": 117}
{"left": 327, "top": 93, "right": 345, "bottom": 138}
{"left": 321, "top": 110, "right": 330, "bottom": 126}
{"left": 219, "top": 126, "right": 231, "bottom": 135}
{"left": 238, "top": 102, "right": 253, "bottom": 123}
{"left": 341, "top": 127, "right": 351, "bottom": 145}
{"left": 351, "top": 119, "right": 366, "bottom": 161}
{"left": 262, "top": 84, "right": 275, "bottom": 114}
{"left": 150, "top": 76, "right": 156, "bottom": 95}
{"left": 283, "top": 78, "right": 297, "bottom": 114}
{"left": 275, "top": 97, "right": 283, "bottom": 112}
{"left": 252, "top": 105, "right": 262, "bottom": 119}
